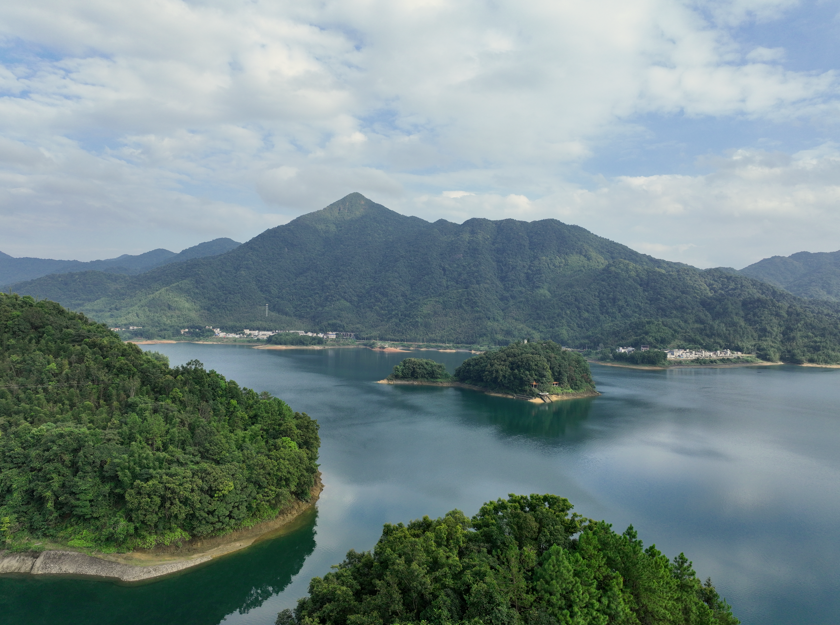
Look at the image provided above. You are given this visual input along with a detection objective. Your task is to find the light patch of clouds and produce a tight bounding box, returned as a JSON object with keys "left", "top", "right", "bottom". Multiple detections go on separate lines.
{"left": 746, "top": 46, "right": 786, "bottom": 63}
{"left": 699, "top": 0, "right": 802, "bottom": 26}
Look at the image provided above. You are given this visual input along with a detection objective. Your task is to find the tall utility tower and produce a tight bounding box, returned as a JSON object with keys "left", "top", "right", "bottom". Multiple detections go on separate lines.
{"left": 265, "top": 304, "right": 268, "bottom": 317}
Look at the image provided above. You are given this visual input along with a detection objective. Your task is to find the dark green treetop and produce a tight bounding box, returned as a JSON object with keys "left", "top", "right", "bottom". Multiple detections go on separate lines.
{"left": 387, "top": 358, "right": 451, "bottom": 381}
{"left": 454, "top": 341, "right": 595, "bottom": 395}
{"left": 279, "top": 493, "right": 739, "bottom": 625}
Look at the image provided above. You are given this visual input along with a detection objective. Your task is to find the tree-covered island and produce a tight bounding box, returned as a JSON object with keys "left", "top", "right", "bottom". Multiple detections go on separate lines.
{"left": 387, "top": 358, "right": 452, "bottom": 382}
{"left": 382, "top": 342, "right": 597, "bottom": 401}
{"left": 277, "top": 494, "right": 739, "bottom": 625}
{"left": 0, "top": 293, "right": 320, "bottom": 554}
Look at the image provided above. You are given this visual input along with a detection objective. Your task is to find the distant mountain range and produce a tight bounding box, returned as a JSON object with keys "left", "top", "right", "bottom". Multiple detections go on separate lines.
{"left": 10, "top": 193, "right": 840, "bottom": 363}
{"left": 0, "top": 238, "right": 241, "bottom": 288}
{"left": 740, "top": 250, "right": 840, "bottom": 302}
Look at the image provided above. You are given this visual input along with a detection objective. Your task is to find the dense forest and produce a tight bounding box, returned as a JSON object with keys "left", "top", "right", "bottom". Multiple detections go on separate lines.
{"left": 266, "top": 333, "right": 326, "bottom": 346}
{"left": 387, "top": 358, "right": 452, "bottom": 381}
{"left": 0, "top": 294, "right": 319, "bottom": 552}
{"left": 454, "top": 341, "right": 595, "bottom": 396}
{"left": 278, "top": 494, "right": 739, "bottom": 625}
{"left": 740, "top": 249, "right": 840, "bottom": 303}
{"left": 12, "top": 193, "right": 840, "bottom": 364}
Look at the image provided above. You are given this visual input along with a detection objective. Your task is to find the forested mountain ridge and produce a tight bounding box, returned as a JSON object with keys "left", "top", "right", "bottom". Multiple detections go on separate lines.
{"left": 740, "top": 249, "right": 840, "bottom": 302}
{"left": 11, "top": 193, "right": 840, "bottom": 363}
{"left": 0, "top": 237, "right": 240, "bottom": 287}
{"left": 0, "top": 293, "right": 319, "bottom": 551}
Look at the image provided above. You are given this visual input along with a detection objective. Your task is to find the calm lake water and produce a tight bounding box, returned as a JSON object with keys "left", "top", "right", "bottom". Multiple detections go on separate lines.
{"left": 2, "top": 345, "right": 839, "bottom": 625}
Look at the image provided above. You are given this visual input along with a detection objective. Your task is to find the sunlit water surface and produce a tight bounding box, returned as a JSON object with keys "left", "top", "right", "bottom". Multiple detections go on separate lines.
{"left": 2, "top": 345, "right": 838, "bottom": 625}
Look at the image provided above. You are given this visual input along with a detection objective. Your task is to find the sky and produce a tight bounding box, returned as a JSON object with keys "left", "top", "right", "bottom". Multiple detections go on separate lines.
{"left": 0, "top": 0, "right": 838, "bottom": 268}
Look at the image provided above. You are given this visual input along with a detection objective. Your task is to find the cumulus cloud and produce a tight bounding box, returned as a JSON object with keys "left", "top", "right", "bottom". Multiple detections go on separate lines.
{"left": 0, "top": 0, "right": 837, "bottom": 261}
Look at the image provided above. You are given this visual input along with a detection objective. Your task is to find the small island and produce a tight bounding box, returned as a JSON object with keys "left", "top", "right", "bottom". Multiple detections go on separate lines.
{"left": 380, "top": 341, "right": 598, "bottom": 402}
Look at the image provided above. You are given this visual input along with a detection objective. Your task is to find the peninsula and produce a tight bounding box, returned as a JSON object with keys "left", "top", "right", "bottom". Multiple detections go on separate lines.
{"left": 0, "top": 294, "right": 321, "bottom": 579}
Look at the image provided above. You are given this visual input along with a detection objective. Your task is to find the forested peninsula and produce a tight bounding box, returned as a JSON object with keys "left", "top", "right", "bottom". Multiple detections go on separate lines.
{"left": 383, "top": 342, "right": 597, "bottom": 401}
{"left": 278, "top": 494, "right": 739, "bottom": 625}
{"left": 0, "top": 294, "right": 320, "bottom": 559}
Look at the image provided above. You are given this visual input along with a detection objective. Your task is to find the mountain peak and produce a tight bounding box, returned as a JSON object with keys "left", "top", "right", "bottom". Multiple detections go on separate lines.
{"left": 303, "top": 193, "right": 396, "bottom": 223}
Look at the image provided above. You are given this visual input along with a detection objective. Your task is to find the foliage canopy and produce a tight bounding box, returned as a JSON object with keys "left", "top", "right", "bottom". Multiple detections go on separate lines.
{"left": 278, "top": 494, "right": 739, "bottom": 625}
{"left": 387, "top": 358, "right": 451, "bottom": 381}
{"left": 267, "top": 333, "right": 326, "bottom": 346}
{"left": 0, "top": 293, "right": 320, "bottom": 551}
{"left": 454, "top": 341, "right": 595, "bottom": 396}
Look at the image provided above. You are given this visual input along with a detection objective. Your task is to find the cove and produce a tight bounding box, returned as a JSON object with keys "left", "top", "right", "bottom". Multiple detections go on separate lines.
{"left": 2, "top": 344, "right": 838, "bottom": 625}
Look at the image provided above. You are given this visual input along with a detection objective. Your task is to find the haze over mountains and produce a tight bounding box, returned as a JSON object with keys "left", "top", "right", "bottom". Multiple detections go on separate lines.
{"left": 0, "top": 238, "right": 241, "bottom": 288}
{"left": 10, "top": 193, "right": 840, "bottom": 363}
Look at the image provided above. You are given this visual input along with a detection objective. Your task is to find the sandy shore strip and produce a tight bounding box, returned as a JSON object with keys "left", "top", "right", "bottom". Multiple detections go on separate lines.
{"left": 377, "top": 379, "right": 599, "bottom": 402}
{"left": 527, "top": 390, "right": 601, "bottom": 403}
{"left": 253, "top": 344, "right": 360, "bottom": 350}
{"left": 801, "top": 363, "right": 840, "bottom": 369}
{"left": 0, "top": 475, "right": 323, "bottom": 583}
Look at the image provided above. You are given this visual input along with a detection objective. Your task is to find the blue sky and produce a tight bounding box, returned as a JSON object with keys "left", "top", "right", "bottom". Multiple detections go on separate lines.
{"left": 0, "top": 0, "right": 838, "bottom": 268}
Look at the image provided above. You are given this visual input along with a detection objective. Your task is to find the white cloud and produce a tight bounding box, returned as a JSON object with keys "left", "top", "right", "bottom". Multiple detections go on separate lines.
{"left": 393, "top": 144, "right": 840, "bottom": 268}
{"left": 0, "top": 0, "right": 838, "bottom": 261}
{"left": 746, "top": 46, "right": 786, "bottom": 63}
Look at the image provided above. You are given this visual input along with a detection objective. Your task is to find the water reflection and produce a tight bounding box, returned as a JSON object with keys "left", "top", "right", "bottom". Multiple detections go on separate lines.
{"left": 0, "top": 509, "right": 318, "bottom": 625}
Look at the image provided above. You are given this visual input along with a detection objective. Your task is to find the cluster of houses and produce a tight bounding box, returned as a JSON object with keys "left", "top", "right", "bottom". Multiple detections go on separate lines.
{"left": 665, "top": 348, "right": 743, "bottom": 360}
{"left": 184, "top": 327, "right": 356, "bottom": 340}
{"left": 615, "top": 345, "right": 743, "bottom": 360}
{"left": 109, "top": 326, "right": 143, "bottom": 331}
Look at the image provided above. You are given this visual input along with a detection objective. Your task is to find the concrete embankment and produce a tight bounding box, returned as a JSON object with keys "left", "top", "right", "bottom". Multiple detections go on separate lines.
{"left": 0, "top": 475, "right": 322, "bottom": 582}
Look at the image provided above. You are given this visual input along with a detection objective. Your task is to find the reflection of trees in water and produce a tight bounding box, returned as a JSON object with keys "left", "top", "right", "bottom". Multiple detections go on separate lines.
{"left": 0, "top": 509, "right": 318, "bottom": 625}
{"left": 458, "top": 393, "right": 594, "bottom": 441}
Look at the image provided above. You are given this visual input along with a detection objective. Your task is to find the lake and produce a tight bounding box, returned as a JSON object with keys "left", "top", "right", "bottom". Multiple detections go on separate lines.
{"left": 2, "top": 344, "right": 838, "bottom": 625}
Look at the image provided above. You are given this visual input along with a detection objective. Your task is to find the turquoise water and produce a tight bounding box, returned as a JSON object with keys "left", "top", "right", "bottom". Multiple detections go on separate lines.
{"left": 2, "top": 345, "right": 839, "bottom": 625}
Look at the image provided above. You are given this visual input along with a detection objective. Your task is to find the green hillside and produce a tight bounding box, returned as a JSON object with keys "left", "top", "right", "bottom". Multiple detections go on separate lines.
{"left": 0, "top": 237, "right": 240, "bottom": 288}
{"left": 280, "top": 494, "right": 739, "bottom": 625}
{"left": 12, "top": 193, "right": 840, "bottom": 363}
{"left": 0, "top": 293, "right": 319, "bottom": 551}
{"left": 740, "top": 250, "right": 840, "bottom": 302}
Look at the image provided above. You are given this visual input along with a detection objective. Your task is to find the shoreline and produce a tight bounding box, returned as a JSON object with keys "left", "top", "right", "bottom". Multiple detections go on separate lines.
{"left": 589, "top": 359, "right": 783, "bottom": 371}
{"left": 377, "top": 379, "right": 599, "bottom": 402}
{"left": 129, "top": 339, "right": 482, "bottom": 354}
{"left": 0, "top": 475, "right": 323, "bottom": 583}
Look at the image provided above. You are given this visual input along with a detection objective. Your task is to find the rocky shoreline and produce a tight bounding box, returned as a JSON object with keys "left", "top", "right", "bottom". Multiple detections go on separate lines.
{"left": 377, "top": 379, "right": 599, "bottom": 402}
{"left": 0, "top": 475, "right": 322, "bottom": 583}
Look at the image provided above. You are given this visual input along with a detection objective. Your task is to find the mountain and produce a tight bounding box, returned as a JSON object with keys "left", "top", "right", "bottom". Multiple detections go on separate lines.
{"left": 11, "top": 193, "right": 840, "bottom": 363}
{"left": 740, "top": 250, "right": 840, "bottom": 302}
{"left": 0, "top": 237, "right": 241, "bottom": 287}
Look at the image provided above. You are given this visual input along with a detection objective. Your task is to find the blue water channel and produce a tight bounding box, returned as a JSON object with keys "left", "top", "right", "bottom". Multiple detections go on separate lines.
{"left": 2, "top": 344, "right": 838, "bottom": 625}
